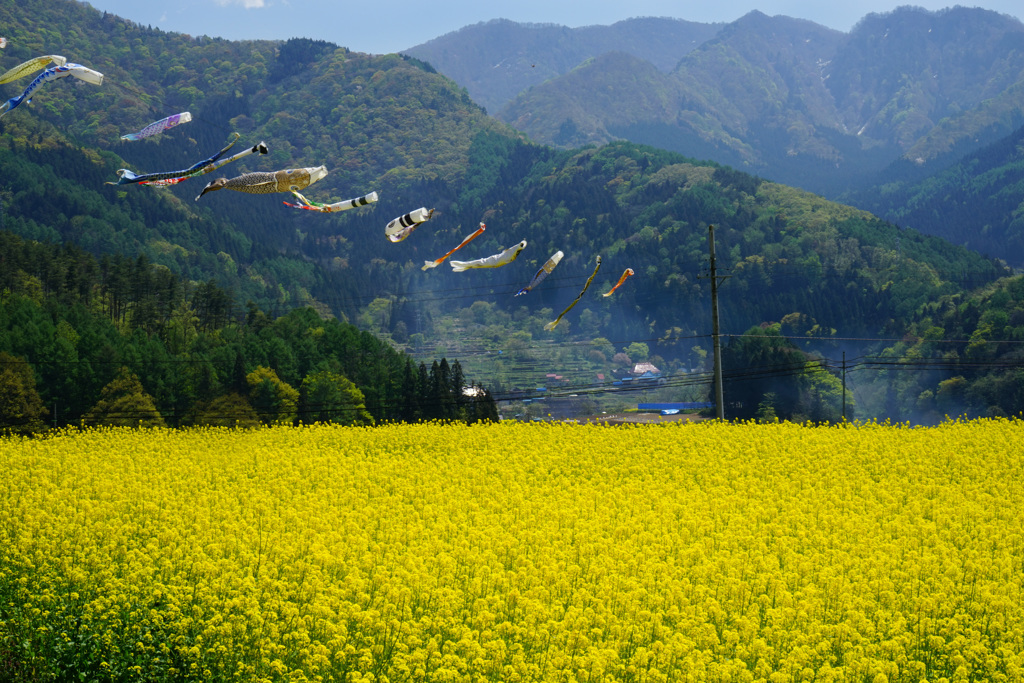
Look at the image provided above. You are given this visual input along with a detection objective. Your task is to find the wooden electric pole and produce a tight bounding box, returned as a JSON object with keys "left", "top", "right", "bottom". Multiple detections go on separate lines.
{"left": 842, "top": 351, "right": 847, "bottom": 422}
{"left": 708, "top": 225, "right": 725, "bottom": 420}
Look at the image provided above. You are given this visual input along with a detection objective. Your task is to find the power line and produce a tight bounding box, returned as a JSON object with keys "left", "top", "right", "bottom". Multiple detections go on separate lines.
{"left": 724, "top": 333, "right": 1024, "bottom": 346}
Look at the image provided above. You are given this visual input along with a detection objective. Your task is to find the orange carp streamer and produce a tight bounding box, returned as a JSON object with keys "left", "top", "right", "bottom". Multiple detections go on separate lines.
{"left": 423, "top": 223, "right": 486, "bottom": 270}
{"left": 603, "top": 268, "right": 634, "bottom": 297}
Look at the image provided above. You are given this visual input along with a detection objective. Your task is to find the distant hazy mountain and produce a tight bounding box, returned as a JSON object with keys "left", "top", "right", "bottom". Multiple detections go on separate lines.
{"left": 401, "top": 17, "right": 722, "bottom": 115}
{"left": 483, "top": 7, "right": 1024, "bottom": 197}
{"left": 498, "top": 12, "right": 845, "bottom": 171}
{"left": 497, "top": 51, "right": 682, "bottom": 147}
{"left": 829, "top": 7, "right": 1024, "bottom": 168}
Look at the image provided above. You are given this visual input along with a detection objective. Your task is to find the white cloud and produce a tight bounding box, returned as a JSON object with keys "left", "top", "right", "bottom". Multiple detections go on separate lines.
{"left": 214, "top": 0, "right": 268, "bottom": 8}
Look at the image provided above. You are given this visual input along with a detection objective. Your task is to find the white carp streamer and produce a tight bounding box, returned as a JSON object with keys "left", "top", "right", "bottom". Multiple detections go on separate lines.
{"left": 284, "top": 190, "right": 378, "bottom": 213}
{"left": 121, "top": 112, "right": 192, "bottom": 141}
{"left": 386, "top": 207, "right": 434, "bottom": 243}
{"left": 450, "top": 240, "right": 527, "bottom": 272}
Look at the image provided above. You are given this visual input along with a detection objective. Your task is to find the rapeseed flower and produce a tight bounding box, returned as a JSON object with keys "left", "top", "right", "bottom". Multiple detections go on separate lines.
{"left": 0, "top": 420, "right": 1022, "bottom": 681}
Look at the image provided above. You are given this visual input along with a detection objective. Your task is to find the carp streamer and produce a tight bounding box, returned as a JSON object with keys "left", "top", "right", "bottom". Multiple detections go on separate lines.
{"left": 544, "top": 255, "right": 602, "bottom": 331}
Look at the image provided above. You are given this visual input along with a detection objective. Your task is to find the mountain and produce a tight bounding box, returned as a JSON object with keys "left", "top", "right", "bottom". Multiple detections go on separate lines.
{"left": 490, "top": 7, "right": 1024, "bottom": 198}
{"left": 499, "top": 13, "right": 844, "bottom": 169}
{"left": 401, "top": 17, "right": 722, "bottom": 115}
{"left": 845, "top": 122, "right": 1024, "bottom": 267}
{"left": 1, "top": 0, "right": 1018, "bottom": 421}
{"left": 496, "top": 51, "right": 681, "bottom": 147}
{"left": 828, "top": 7, "right": 1024, "bottom": 167}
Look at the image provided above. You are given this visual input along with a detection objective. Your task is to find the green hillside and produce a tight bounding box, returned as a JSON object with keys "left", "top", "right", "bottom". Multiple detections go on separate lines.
{"left": 0, "top": 0, "right": 507, "bottom": 316}
{"left": 498, "top": 51, "right": 680, "bottom": 148}
{"left": 854, "top": 273, "right": 1024, "bottom": 423}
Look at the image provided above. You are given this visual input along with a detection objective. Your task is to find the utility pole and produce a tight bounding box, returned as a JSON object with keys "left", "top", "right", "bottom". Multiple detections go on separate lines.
{"left": 708, "top": 225, "right": 725, "bottom": 420}
{"left": 841, "top": 351, "right": 847, "bottom": 422}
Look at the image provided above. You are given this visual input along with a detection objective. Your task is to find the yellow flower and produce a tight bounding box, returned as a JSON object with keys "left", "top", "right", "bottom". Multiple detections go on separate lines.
{"left": 1, "top": 420, "right": 1022, "bottom": 680}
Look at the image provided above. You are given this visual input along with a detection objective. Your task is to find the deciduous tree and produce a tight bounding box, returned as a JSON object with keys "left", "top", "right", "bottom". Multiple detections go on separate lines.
{"left": 83, "top": 367, "right": 165, "bottom": 427}
{"left": 0, "top": 352, "right": 48, "bottom": 434}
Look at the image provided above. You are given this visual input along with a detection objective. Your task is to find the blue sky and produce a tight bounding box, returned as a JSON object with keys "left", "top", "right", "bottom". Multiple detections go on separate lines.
{"left": 82, "top": 1, "right": 1024, "bottom": 55}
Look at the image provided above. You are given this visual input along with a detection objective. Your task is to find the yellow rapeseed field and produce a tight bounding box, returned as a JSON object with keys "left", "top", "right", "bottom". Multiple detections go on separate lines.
{"left": 1, "top": 420, "right": 1022, "bottom": 682}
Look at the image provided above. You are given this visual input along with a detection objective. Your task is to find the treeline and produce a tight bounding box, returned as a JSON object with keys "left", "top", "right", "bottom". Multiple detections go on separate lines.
{"left": 862, "top": 274, "right": 1024, "bottom": 422}
{"left": 716, "top": 273, "right": 1024, "bottom": 424}
{"left": 0, "top": 231, "right": 497, "bottom": 433}
{"left": 722, "top": 323, "right": 848, "bottom": 424}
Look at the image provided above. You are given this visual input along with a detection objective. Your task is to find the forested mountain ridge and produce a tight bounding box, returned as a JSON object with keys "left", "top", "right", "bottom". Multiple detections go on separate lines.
{"left": 485, "top": 7, "right": 1024, "bottom": 198}
{"left": 498, "top": 13, "right": 843, "bottom": 165}
{"left": 402, "top": 17, "right": 723, "bottom": 116}
{"left": 0, "top": 0, "right": 508, "bottom": 315}
{"left": 845, "top": 121, "right": 1024, "bottom": 268}
{"left": 830, "top": 7, "right": 1024, "bottom": 165}
{"left": 494, "top": 51, "right": 680, "bottom": 149}
{"left": 0, "top": 0, "right": 1019, "bottom": 421}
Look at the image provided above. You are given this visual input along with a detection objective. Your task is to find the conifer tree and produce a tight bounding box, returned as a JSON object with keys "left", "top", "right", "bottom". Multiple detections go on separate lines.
{"left": 192, "top": 393, "right": 261, "bottom": 428}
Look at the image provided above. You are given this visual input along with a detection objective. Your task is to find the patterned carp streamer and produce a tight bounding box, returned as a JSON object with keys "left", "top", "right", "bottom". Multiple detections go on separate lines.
{"left": 120, "top": 112, "right": 192, "bottom": 141}
{"left": 603, "top": 267, "right": 635, "bottom": 297}
{"left": 0, "top": 37, "right": 7, "bottom": 49}
{"left": 423, "top": 223, "right": 486, "bottom": 270}
{"left": 109, "top": 134, "right": 268, "bottom": 186}
{"left": 283, "top": 190, "right": 378, "bottom": 213}
{"left": 386, "top": 207, "right": 434, "bottom": 243}
{"left": 145, "top": 139, "right": 269, "bottom": 186}
{"left": 196, "top": 166, "right": 328, "bottom": 201}
{"left": 112, "top": 133, "right": 240, "bottom": 185}
{"left": 515, "top": 250, "right": 564, "bottom": 295}
{"left": 0, "top": 55, "right": 66, "bottom": 84}
{"left": 1, "top": 63, "right": 103, "bottom": 118}
{"left": 450, "top": 240, "right": 527, "bottom": 272}
{"left": 545, "top": 255, "right": 602, "bottom": 331}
